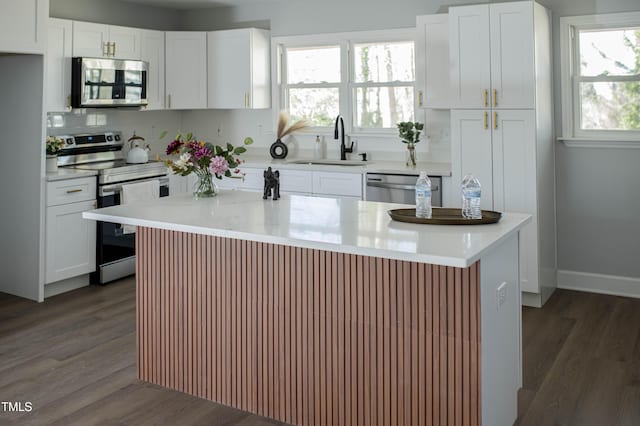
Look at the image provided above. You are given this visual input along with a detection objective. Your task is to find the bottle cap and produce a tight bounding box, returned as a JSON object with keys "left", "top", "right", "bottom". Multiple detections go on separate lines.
{"left": 419, "top": 171, "right": 428, "bottom": 178}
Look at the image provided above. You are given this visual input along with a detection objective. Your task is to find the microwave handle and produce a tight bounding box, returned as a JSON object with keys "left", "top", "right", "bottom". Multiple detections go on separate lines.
{"left": 100, "top": 176, "right": 169, "bottom": 197}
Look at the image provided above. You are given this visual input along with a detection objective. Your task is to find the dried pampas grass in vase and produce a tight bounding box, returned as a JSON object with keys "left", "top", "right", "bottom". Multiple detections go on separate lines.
{"left": 270, "top": 111, "right": 310, "bottom": 159}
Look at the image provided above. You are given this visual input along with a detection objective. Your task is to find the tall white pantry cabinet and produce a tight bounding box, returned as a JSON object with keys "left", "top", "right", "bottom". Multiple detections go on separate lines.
{"left": 419, "top": 0, "right": 556, "bottom": 307}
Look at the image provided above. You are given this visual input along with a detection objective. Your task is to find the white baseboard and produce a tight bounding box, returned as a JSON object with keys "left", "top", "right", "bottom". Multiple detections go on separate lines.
{"left": 44, "top": 274, "right": 90, "bottom": 299}
{"left": 557, "top": 270, "right": 640, "bottom": 299}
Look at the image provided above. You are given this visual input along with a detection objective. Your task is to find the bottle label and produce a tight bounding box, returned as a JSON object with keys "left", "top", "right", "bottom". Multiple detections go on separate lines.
{"left": 416, "top": 189, "right": 431, "bottom": 199}
{"left": 464, "top": 190, "right": 481, "bottom": 198}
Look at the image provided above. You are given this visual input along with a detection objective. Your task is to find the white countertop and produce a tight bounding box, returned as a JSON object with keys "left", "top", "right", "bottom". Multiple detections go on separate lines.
{"left": 46, "top": 168, "right": 98, "bottom": 181}
{"left": 239, "top": 156, "right": 451, "bottom": 176}
{"left": 83, "top": 191, "right": 529, "bottom": 267}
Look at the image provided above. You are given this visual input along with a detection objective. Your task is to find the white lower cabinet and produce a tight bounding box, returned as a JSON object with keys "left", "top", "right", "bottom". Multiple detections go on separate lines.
{"left": 279, "top": 169, "right": 314, "bottom": 195}
{"left": 312, "top": 171, "right": 362, "bottom": 198}
{"left": 175, "top": 167, "right": 364, "bottom": 199}
{"left": 45, "top": 177, "right": 97, "bottom": 285}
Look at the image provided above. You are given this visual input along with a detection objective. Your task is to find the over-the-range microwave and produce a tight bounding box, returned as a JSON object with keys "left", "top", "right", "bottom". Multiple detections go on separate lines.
{"left": 71, "top": 57, "right": 148, "bottom": 108}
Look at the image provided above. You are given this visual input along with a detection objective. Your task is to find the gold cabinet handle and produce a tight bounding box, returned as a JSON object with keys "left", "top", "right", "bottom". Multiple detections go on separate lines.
{"left": 484, "top": 111, "right": 488, "bottom": 129}
{"left": 66, "top": 189, "right": 82, "bottom": 194}
{"left": 66, "top": 95, "right": 72, "bottom": 110}
{"left": 418, "top": 90, "right": 424, "bottom": 107}
{"left": 493, "top": 89, "right": 497, "bottom": 107}
{"left": 244, "top": 93, "right": 249, "bottom": 108}
{"left": 112, "top": 42, "right": 116, "bottom": 57}
{"left": 102, "top": 42, "right": 108, "bottom": 56}
{"left": 494, "top": 111, "right": 498, "bottom": 129}
{"left": 484, "top": 89, "right": 488, "bottom": 107}
{"left": 167, "top": 94, "right": 172, "bottom": 109}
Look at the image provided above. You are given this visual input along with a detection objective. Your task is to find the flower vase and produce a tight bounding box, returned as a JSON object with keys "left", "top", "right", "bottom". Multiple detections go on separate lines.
{"left": 193, "top": 171, "right": 218, "bottom": 199}
{"left": 406, "top": 142, "right": 417, "bottom": 168}
{"left": 46, "top": 155, "right": 58, "bottom": 172}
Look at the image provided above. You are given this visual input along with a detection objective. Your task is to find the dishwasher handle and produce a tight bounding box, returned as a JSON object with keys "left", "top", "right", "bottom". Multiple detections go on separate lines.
{"left": 366, "top": 180, "right": 439, "bottom": 192}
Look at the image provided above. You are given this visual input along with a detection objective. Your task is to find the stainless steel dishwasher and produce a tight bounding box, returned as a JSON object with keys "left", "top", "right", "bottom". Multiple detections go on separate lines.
{"left": 366, "top": 173, "right": 442, "bottom": 206}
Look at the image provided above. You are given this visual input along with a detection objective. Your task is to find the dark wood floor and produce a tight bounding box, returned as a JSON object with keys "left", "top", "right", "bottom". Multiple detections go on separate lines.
{"left": 0, "top": 279, "right": 638, "bottom": 425}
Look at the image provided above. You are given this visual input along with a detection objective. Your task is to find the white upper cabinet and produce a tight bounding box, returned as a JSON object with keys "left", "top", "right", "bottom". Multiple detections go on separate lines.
{"left": 416, "top": 14, "right": 450, "bottom": 109}
{"left": 165, "top": 32, "right": 208, "bottom": 110}
{"left": 450, "top": 2, "right": 534, "bottom": 109}
{"left": 0, "top": 0, "right": 47, "bottom": 54}
{"left": 140, "top": 30, "right": 165, "bottom": 110}
{"left": 207, "top": 28, "right": 270, "bottom": 109}
{"left": 73, "top": 21, "right": 141, "bottom": 59}
{"left": 489, "top": 3, "right": 535, "bottom": 109}
{"left": 46, "top": 18, "right": 73, "bottom": 112}
{"left": 449, "top": 5, "right": 491, "bottom": 109}
{"left": 108, "top": 25, "right": 142, "bottom": 60}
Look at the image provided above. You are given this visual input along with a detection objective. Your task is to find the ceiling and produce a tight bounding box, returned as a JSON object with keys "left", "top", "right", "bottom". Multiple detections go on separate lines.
{"left": 124, "top": 0, "right": 279, "bottom": 9}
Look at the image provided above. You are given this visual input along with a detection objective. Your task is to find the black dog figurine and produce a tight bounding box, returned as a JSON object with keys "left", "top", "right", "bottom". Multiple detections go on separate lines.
{"left": 263, "top": 167, "right": 280, "bottom": 200}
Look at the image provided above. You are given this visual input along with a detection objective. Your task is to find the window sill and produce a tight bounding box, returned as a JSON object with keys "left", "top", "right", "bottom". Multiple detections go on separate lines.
{"left": 557, "top": 137, "right": 640, "bottom": 149}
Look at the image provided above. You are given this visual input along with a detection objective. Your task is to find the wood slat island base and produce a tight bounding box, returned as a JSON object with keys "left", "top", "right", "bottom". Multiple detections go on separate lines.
{"left": 135, "top": 227, "right": 518, "bottom": 426}
{"left": 84, "top": 193, "right": 527, "bottom": 425}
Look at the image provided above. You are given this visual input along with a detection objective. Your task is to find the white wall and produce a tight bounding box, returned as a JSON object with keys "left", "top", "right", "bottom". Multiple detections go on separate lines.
{"left": 50, "top": 0, "right": 181, "bottom": 30}
{"left": 0, "top": 55, "right": 45, "bottom": 301}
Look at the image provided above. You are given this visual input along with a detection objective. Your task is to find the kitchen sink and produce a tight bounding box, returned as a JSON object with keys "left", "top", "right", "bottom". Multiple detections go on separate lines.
{"left": 286, "top": 159, "right": 366, "bottom": 166}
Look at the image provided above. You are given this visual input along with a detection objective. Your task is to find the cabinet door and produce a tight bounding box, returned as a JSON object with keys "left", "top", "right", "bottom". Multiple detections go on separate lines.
{"left": 312, "top": 171, "right": 363, "bottom": 198}
{"left": 109, "top": 25, "right": 141, "bottom": 60}
{"left": 491, "top": 109, "right": 538, "bottom": 292}
{"left": 0, "top": 0, "right": 47, "bottom": 54}
{"left": 73, "top": 21, "right": 110, "bottom": 57}
{"left": 249, "top": 29, "right": 271, "bottom": 109}
{"left": 489, "top": 2, "right": 535, "bottom": 109}
{"left": 46, "top": 18, "right": 73, "bottom": 112}
{"left": 416, "top": 14, "right": 449, "bottom": 109}
{"left": 208, "top": 30, "right": 251, "bottom": 109}
{"left": 140, "top": 30, "right": 165, "bottom": 110}
{"left": 46, "top": 200, "right": 97, "bottom": 284}
{"left": 449, "top": 5, "right": 491, "bottom": 109}
{"left": 216, "top": 167, "right": 263, "bottom": 191}
{"left": 279, "top": 169, "right": 313, "bottom": 195}
{"left": 165, "top": 32, "right": 208, "bottom": 110}
{"left": 168, "top": 173, "right": 188, "bottom": 195}
{"left": 450, "top": 109, "right": 493, "bottom": 209}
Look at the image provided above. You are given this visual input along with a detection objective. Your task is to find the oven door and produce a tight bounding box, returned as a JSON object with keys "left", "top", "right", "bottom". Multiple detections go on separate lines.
{"left": 94, "top": 176, "right": 169, "bottom": 284}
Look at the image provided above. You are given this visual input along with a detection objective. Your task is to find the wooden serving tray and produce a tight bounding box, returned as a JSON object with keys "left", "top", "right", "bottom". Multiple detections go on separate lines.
{"left": 388, "top": 207, "right": 502, "bottom": 225}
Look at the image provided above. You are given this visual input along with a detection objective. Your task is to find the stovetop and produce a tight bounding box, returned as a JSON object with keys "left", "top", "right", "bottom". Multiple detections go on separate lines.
{"left": 69, "top": 160, "right": 167, "bottom": 185}
{"left": 53, "top": 131, "right": 168, "bottom": 185}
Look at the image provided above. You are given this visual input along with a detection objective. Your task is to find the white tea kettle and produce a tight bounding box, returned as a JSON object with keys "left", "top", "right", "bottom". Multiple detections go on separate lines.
{"left": 126, "top": 131, "right": 150, "bottom": 164}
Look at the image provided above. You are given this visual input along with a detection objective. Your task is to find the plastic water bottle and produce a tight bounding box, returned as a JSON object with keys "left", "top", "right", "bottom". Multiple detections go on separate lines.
{"left": 415, "top": 171, "right": 432, "bottom": 219}
{"left": 461, "top": 174, "right": 482, "bottom": 219}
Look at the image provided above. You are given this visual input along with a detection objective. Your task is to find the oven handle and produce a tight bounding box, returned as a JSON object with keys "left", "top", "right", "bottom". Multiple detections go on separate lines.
{"left": 99, "top": 176, "right": 170, "bottom": 197}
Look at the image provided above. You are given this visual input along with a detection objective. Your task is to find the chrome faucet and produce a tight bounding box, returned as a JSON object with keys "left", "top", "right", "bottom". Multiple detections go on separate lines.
{"left": 334, "top": 115, "right": 354, "bottom": 160}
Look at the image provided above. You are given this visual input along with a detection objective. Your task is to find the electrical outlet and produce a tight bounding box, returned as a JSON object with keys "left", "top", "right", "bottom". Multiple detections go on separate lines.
{"left": 496, "top": 282, "right": 507, "bottom": 310}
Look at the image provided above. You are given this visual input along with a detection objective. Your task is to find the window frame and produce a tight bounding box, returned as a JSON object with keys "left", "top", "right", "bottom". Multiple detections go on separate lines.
{"left": 560, "top": 12, "right": 640, "bottom": 142}
{"left": 272, "top": 28, "right": 417, "bottom": 137}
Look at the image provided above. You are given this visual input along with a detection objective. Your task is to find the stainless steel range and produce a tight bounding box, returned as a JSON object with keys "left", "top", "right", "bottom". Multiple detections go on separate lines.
{"left": 58, "top": 131, "right": 169, "bottom": 284}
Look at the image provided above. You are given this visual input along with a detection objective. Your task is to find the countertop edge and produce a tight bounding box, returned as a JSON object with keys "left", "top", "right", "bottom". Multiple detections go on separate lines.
{"left": 83, "top": 209, "right": 530, "bottom": 268}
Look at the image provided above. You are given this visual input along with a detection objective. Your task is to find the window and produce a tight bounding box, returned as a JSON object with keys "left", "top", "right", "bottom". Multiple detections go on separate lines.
{"left": 561, "top": 12, "right": 640, "bottom": 140}
{"left": 275, "top": 30, "right": 415, "bottom": 133}
{"left": 352, "top": 41, "right": 415, "bottom": 130}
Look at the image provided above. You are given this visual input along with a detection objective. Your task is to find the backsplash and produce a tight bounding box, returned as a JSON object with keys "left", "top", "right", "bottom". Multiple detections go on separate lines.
{"left": 181, "top": 109, "right": 452, "bottom": 164}
{"left": 47, "top": 108, "right": 451, "bottom": 164}
{"left": 47, "top": 109, "right": 184, "bottom": 158}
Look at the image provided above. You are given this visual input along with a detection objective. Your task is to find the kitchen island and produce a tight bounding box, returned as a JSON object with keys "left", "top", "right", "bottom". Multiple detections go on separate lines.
{"left": 84, "top": 191, "right": 530, "bottom": 426}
